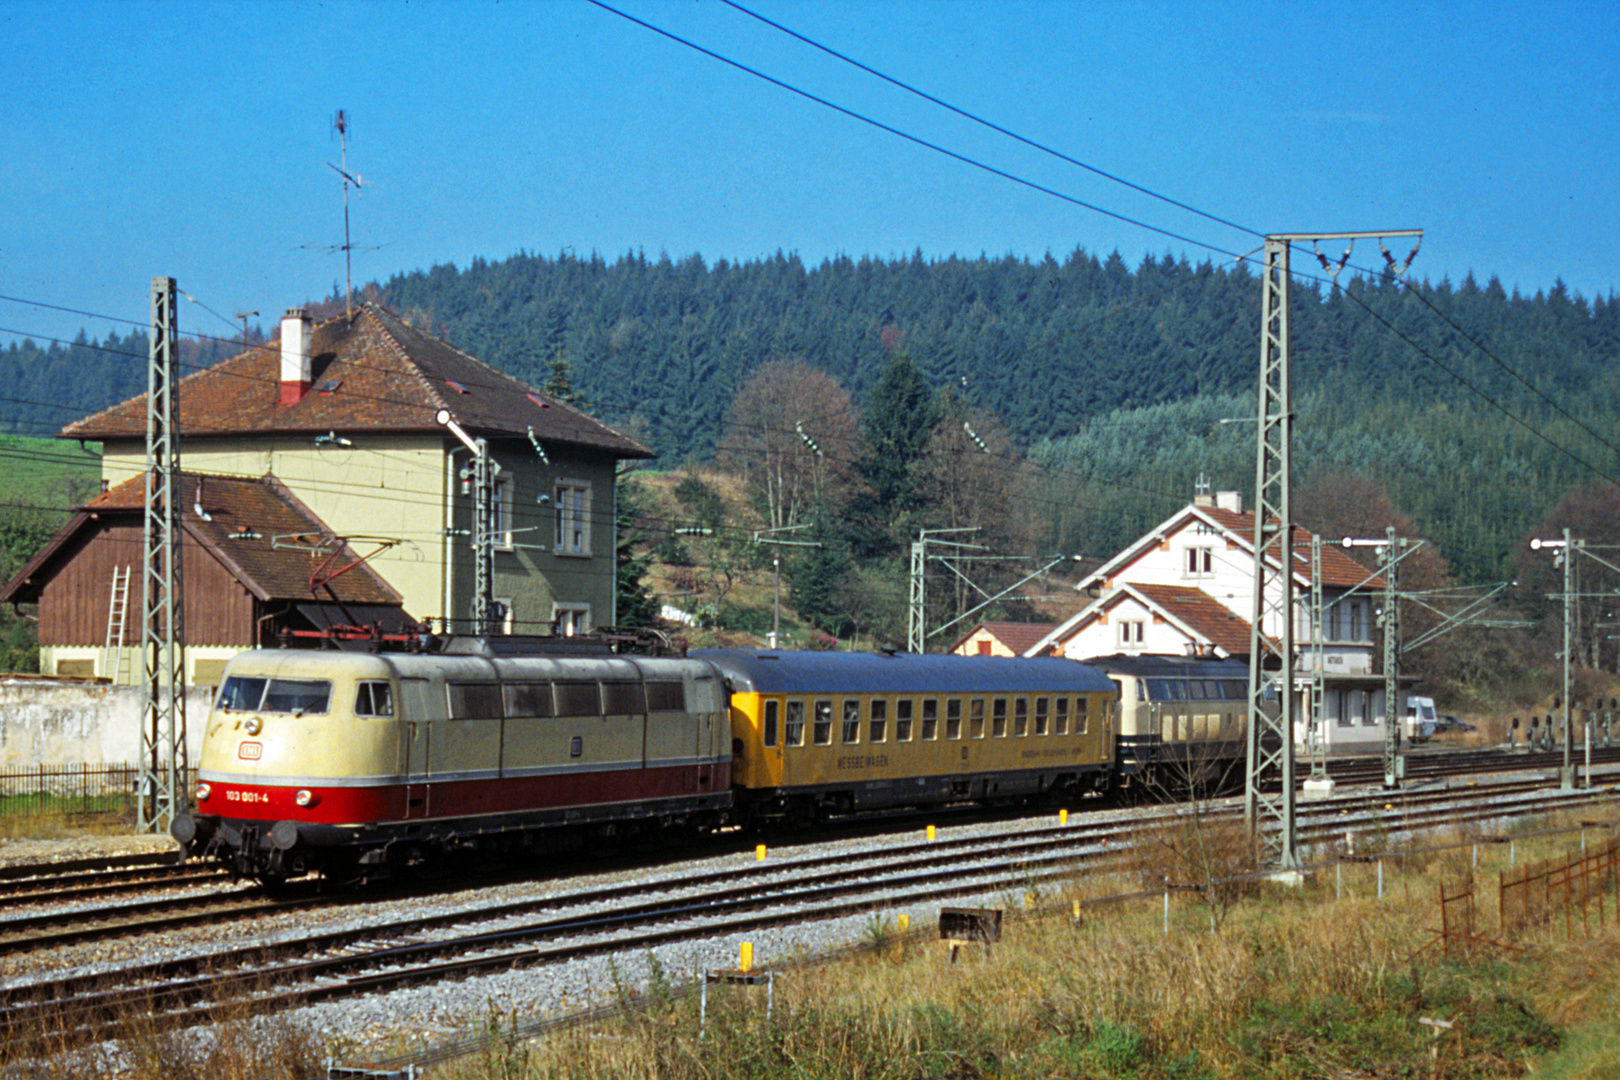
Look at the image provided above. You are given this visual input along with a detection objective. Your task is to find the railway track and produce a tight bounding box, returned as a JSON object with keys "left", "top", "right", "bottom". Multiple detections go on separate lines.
{"left": 1325, "top": 743, "right": 1620, "bottom": 786}
{"left": 4, "top": 776, "right": 1615, "bottom": 1059}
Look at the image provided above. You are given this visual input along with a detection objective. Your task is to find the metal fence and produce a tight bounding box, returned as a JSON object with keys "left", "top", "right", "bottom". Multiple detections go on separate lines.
{"left": 1500, "top": 836, "right": 1620, "bottom": 938}
{"left": 0, "top": 763, "right": 196, "bottom": 824}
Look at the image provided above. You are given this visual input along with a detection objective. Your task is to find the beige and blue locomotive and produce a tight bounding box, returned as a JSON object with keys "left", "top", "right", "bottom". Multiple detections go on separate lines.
{"left": 173, "top": 637, "right": 730, "bottom": 882}
{"left": 1088, "top": 654, "right": 1255, "bottom": 793}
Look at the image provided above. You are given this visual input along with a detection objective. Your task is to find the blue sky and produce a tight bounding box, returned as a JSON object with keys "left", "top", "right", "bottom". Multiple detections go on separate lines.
{"left": 1, "top": 0, "right": 1614, "bottom": 349}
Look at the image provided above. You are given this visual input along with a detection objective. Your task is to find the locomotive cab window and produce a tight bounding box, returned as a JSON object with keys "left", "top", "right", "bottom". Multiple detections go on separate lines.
{"left": 812, "top": 700, "right": 833, "bottom": 745}
{"left": 894, "top": 699, "right": 913, "bottom": 742}
{"left": 945, "top": 699, "right": 962, "bottom": 739}
{"left": 262, "top": 679, "right": 331, "bottom": 716}
{"left": 842, "top": 700, "right": 861, "bottom": 744}
{"left": 217, "top": 676, "right": 268, "bottom": 712}
{"left": 762, "top": 699, "right": 779, "bottom": 747}
{"left": 785, "top": 700, "right": 806, "bottom": 746}
{"left": 1054, "top": 697, "right": 1068, "bottom": 735}
{"left": 869, "top": 699, "right": 887, "bottom": 743}
{"left": 921, "top": 699, "right": 938, "bottom": 740}
{"left": 354, "top": 680, "right": 394, "bottom": 717}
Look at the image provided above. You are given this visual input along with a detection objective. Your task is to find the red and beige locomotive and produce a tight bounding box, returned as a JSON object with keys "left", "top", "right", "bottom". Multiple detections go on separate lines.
{"left": 174, "top": 635, "right": 1242, "bottom": 884}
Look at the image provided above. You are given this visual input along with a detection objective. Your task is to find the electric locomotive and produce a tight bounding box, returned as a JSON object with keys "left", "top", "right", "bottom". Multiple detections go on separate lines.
{"left": 696, "top": 648, "right": 1118, "bottom": 828}
{"left": 172, "top": 636, "right": 730, "bottom": 883}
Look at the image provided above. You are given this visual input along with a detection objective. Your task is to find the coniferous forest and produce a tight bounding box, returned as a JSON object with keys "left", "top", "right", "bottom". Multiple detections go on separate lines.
{"left": 2, "top": 245, "right": 1616, "bottom": 697}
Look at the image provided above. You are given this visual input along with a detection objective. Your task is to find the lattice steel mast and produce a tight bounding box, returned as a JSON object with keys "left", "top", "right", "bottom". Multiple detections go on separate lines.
{"left": 139, "top": 276, "right": 186, "bottom": 833}
{"left": 1244, "top": 230, "right": 1420, "bottom": 869}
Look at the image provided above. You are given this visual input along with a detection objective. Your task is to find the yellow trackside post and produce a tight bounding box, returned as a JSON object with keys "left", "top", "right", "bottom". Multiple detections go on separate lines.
{"left": 740, "top": 942, "right": 753, "bottom": 972}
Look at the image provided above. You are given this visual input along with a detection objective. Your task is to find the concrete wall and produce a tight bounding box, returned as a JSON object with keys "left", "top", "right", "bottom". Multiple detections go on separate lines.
{"left": 0, "top": 679, "right": 209, "bottom": 766}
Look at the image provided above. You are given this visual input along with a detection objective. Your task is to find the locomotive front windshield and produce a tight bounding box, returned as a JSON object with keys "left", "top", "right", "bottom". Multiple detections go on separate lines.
{"left": 216, "top": 675, "right": 332, "bottom": 715}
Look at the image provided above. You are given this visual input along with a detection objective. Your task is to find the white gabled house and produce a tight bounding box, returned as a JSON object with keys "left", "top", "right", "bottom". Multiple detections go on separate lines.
{"left": 1028, "top": 491, "right": 1394, "bottom": 755}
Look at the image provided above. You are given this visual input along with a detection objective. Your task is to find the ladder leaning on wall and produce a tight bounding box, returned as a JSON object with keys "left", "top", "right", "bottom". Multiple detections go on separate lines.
{"left": 102, "top": 565, "right": 131, "bottom": 684}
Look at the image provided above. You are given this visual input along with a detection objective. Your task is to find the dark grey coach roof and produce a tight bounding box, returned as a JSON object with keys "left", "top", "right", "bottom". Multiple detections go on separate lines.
{"left": 691, "top": 649, "right": 1117, "bottom": 697}
{"left": 1082, "top": 653, "right": 1253, "bottom": 678}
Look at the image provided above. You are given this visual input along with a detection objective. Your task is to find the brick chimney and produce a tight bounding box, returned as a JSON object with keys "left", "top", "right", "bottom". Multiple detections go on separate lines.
{"left": 279, "top": 307, "right": 312, "bottom": 405}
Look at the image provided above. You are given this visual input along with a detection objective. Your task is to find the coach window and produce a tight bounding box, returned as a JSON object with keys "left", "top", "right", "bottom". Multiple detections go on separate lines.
{"left": 785, "top": 700, "right": 806, "bottom": 746}
{"left": 969, "top": 698, "right": 986, "bottom": 738}
{"left": 354, "top": 680, "right": 394, "bottom": 718}
{"left": 448, "top": 682, "right": 503, "bottom": 720}
{"left": 945, "top": 699, "right": 962, "bottom": 739}
{"left": 895, "top": 699, "right": 913, "bottom": 741}
{"left": 869, "top": 698, "right": 887, "bottom": 742}
{"left": 602, "top": 681, "right": 646, "bottom": 716}
{"left": 1077, "top": 696, "right": 1090, "bottom": 734}
{"left": 812, "top": 700, "right": 833, "bottom": 745}
{"left": 763, "top": 700, "right": 780, "bottom": 747}
{"left": 992, "top": 698, "right": 1008, "bottom": 737}
{"left": 1033, "top": 697, "right": 1048, "bottom": 736}
{"left": 842, "top": 700, "right": 861, "bottom": 744}
{"left": 503, "top": 682, "right": 553, "bottom": 718}
{"left": 1013, "top": 698, "right": 1028, "bottom": 736}
{"left": 553, "top": 680, "right": 600, "bottom": 718}
{"left": 1054, "top": 696, "right": 1068, "bottom": 735}
{"left": 646, "top": 682, "right": 685, "bottom": 712}
{"left": 921, "top": 699, "right": 938, "bottom": 740}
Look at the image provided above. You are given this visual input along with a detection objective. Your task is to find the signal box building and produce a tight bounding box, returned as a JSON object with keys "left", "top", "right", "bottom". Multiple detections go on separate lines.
{"left": 2, "top": 305, "right": 653, "bottom": 685}
{"left": 1027, "top": 491, "right": 1391, "bottom": 755}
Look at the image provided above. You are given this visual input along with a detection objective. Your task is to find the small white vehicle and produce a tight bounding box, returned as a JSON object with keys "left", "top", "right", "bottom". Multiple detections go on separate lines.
{"left": 1404, "top": 696, "right": 1438, "bottom": 743}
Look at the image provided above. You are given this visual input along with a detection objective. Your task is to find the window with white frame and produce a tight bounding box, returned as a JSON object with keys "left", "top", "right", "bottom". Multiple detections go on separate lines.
{"left": 1185, "top": 546, "right": 1213, "bottom": 577}
{"left": 491, "top": 479, "right": 514, "bottom": 550}
{"left": 554, "top": 480, "right": 591, "bottom": 556}
{"left": 494, "top": 596, "right": 514, "bottom": 635}
{"left": 1117, "top": 619, "right": 1145, "bottom": 648}
{"left": 553, "top": 602, "right": 591, "bottom": 636}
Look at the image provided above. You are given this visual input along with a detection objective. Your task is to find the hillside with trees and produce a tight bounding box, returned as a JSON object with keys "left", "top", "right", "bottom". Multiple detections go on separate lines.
{"left": 0, "top": 245, "right": 1614, "bottom": 703}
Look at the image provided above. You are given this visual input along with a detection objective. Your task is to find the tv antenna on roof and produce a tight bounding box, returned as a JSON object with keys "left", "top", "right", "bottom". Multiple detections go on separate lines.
{"left": 329, "top": 110, "right": 362, "bottom": 318}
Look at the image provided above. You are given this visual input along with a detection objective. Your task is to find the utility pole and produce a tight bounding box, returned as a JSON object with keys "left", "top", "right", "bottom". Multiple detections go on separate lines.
{"left": 139, "top": 276, "right": 185, "bottom": 834}
{"left": 1305, "top": 535, "right": 1328, "bottom": 785}
{"left": 1381, "top": 529, "right": 1402, "bottom": 789}
{"left": 752, "top": 525, "right": 817, "bottom": 649}
{"left": 1533, "top": 530, "right": 1578, "bottom": 789}
{"left": 437, "top": 409, "right": 499, "bottom": 636}
{"left": 1244, "top": 230, "right": 1420, "bottom": 871}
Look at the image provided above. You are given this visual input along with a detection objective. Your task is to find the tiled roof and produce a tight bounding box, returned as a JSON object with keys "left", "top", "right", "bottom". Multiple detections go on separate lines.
{"left": 1127, "top": 583, "right": 1255, "bottom": 656}
{"left": 63, "top": 305, "right": 653, "bottom": 459}
{"left": 1196, "top": 507, "right": 1380, "bottom": 588}
{"left": 2, "top": 472, "right": 401, "bottom": 607}
{"left": 951, "top": 621, "right": 1061, "bottom": 655}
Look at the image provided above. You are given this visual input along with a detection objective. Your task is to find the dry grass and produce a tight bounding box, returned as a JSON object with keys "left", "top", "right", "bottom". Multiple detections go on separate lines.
{"left": 430, "top": 823, "right": 1620, "bottom": 1080}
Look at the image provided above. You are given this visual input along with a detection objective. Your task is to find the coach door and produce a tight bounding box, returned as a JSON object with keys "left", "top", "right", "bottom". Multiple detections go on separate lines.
{"left": 400, "top": 677, "right": 433, "bottom": 818}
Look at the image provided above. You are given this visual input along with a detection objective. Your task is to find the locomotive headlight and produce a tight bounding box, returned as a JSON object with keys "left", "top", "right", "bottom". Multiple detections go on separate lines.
{"left": 195, "top": 782, "right": 211, "bottom": 802}
{"left": 294, "top": 789, "right": 317, "bottom": 808}
{"left": 244, "top": 717, "right": 262, "bottom": 736}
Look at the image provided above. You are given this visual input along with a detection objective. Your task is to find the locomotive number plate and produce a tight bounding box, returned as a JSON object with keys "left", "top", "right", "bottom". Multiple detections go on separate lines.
{"left": 237, "top": 741, "right": 263, "bottom": 760}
